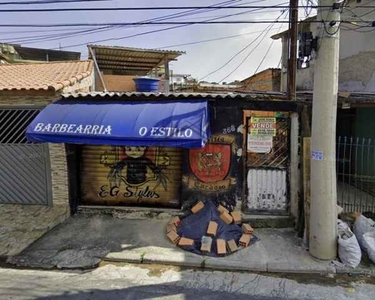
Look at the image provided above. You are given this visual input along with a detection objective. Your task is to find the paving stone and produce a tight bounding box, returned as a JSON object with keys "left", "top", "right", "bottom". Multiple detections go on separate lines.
{"left": 55, "top": 250, "right": 104, "bottom": 270}
{"left": 0, "top": 204, "right": 69, "bottom": 257}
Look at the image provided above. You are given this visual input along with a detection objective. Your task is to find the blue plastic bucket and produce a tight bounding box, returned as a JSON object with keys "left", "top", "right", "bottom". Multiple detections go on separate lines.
{"left": 133, "top": 77, "right": 160, "bottom": 92}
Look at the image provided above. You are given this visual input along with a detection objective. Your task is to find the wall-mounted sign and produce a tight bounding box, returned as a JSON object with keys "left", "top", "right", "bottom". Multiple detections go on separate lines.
{"left": 247, "top": 135, "right": 273, "bottom": 153}
{"left": 311, "top": 150, "right": 324, "bottom": 161}
{"left": 250, "top": 117, "right": 276, "bottom": 136}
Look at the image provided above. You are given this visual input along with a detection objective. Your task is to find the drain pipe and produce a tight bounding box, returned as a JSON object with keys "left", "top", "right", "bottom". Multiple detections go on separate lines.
{"left": 88, "top": 46, "right": 107, "bottom": 92}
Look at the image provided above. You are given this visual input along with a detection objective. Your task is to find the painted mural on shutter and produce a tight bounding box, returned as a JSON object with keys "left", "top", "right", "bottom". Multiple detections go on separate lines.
{"left": 80, "top": 145, "right": 182, "bottom": 207}
{"left": 182, "top": 106, "right": 243, "bottom": 211}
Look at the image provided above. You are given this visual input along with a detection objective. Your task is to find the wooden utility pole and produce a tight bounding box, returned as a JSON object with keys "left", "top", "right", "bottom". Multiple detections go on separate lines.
{"left": 288, "top": 0, "right": 299, "bottom": 100}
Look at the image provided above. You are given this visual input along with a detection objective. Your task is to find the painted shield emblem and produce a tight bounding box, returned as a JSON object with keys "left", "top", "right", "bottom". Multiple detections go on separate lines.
{"left": 189, "top": 144, "right": 231, "bottom": 183}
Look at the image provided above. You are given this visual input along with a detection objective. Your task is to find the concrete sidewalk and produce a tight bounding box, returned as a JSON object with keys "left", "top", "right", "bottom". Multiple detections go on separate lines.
{"left": 6, "top": 214, "right": 375, "bottom": 275}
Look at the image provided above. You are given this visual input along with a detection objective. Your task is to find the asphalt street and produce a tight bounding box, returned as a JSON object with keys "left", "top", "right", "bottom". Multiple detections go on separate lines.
{"left": 0, "top": 263, "right": 374, "bottom": 300}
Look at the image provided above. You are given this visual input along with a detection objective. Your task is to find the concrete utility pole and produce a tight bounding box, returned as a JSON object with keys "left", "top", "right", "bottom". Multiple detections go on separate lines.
{"left": 310, "top": 0, "right": 341, "bottom": 260}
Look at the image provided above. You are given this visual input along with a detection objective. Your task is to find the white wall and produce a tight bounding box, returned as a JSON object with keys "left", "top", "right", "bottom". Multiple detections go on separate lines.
{"left": 282, "top": 6, "right": 375, "bottom": 92}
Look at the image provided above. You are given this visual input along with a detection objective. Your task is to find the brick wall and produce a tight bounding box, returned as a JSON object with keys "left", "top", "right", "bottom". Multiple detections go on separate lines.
{"left": 242, "top": 69, "right": 281, "bottom": 92}
{"left": 96, "top": 74, "right": 137, "bottom": 91}
{"left": 0, "top": 94, "right": 58, "bottom": 106}
{"left": 49, "top": 143, "right": 69, "bottom": 206}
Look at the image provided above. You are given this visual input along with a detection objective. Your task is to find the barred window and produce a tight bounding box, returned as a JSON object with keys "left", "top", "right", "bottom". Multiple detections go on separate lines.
{"left": 0, "top": 108, "right": 40, "bottom": 144}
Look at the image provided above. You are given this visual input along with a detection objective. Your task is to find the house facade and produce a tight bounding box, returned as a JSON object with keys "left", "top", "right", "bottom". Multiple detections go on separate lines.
{"left": 271, "top": 1, "right": 375, "bottom": 215}
{"left": 0, "top": 43, "right": 81, "bottom": 63}
{"left": 28, "top": 91, "right": 300, "bottom": 225}
{"left": 271, "top": 4, "right": 375, "bottom": 138}
{"left": 272, "top": 4, "right": 375, "bottom": 93}
{"left": 0, "top": 60, "right": 93, "bottom": 256}
{"left": 0, "top": 44, "right": 304, "bottom": 258}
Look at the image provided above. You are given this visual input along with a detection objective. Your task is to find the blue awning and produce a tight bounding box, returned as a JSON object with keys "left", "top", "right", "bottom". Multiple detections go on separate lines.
{"left": 26, "top": 100, "right": 210, "bottom": 148}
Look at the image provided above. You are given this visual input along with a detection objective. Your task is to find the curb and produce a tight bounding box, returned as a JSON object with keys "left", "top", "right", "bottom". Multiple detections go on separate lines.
{"left": 103, "top": 252, "right": 374, "bottom": 275}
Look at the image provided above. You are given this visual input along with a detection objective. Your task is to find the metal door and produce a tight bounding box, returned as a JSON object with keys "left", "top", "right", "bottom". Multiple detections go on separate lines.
{"left": 80, "top": 145, "right": 182, "bottom": 208}
{"left": 0, "top": 108, "right": 52, "bottom": 205}
{"left": 244, "top": 111, "right": 290, "bottom": 214}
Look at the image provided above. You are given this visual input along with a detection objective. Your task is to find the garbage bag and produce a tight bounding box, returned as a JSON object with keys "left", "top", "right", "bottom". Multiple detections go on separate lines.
{"left": 177, "top": 200, "right": 259, "bottom": 256}
{"left": 353, "top": 215, "right": 375, "bottom": 252}
{"left": 338, "top": 219, "right": 350, "bottom": 231}
{"left": 337, "top": 220, "right": 361, "bottom": 268}
{"left": 363, "top": 231, "right": 375, "bottom": 263}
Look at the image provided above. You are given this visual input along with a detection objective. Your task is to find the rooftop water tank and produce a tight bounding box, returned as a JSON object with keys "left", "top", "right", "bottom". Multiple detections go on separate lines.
{"left": 133, "top": 77, "right": 160, "bottom": 92}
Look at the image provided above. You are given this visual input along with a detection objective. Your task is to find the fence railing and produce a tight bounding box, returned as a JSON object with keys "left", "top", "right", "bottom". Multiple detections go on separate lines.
{"left": 336, "top": 136, "right": 375, "bottom": 213}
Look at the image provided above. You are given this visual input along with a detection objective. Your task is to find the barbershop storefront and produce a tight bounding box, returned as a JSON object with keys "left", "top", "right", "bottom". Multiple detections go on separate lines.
{"left": 26, "top": 93, "right": 298, "bottom": 216}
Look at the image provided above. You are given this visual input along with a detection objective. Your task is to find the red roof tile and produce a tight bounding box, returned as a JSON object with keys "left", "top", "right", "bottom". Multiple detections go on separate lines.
{"left": 0, "top": 60, "right": 93, "bottom": 92}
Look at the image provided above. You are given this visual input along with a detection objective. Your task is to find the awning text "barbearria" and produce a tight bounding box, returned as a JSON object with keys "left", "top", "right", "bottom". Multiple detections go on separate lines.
{"left": 33, "top": 123, "right": 112, "bottom": 135}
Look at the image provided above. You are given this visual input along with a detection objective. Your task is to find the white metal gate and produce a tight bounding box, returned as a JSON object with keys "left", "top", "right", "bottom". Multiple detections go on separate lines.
{"left": 244, "top": 111, "right": 290, "bottom": 214}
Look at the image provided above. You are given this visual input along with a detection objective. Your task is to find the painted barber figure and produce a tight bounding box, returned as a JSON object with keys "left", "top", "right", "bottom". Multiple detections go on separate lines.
{"left": 109, "top": 146, "right": 167, "bottom": 189}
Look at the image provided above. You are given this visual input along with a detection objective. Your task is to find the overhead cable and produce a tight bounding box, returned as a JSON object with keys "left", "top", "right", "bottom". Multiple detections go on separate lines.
{"left": 0, "top": 4, "right": 374, "bottom": 12}
{"left": 218, "top": 10, "right": 288, "bottom": 83}
{"left": 252, "top": 14, "right": 287, "bottom": 76}
{"left": 6, "top": 0, "right": 245, "bottom": 44}
{"left": 54, "top": 1, "right": 284, "bottom": 49}
{"left": 199, "top": 10, "right": 287, "bottom": 82}
{"left": 155, "top": 27, "right": 287, "bottom": 49}
{"left": 0, "top": 0, "right": 110, "bottom": 5}
{"left": 2, "top": 20, "right": 372, "bottom": 27}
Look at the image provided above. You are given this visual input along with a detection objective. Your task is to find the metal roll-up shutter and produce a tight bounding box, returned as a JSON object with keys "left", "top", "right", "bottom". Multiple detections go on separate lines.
{"left": 80, "top": 145, "right": 182, "bottom": 208}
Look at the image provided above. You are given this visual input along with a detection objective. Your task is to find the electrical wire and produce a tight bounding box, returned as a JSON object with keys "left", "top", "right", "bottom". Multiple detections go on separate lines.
{"left": 277, "top": 57, "right": 282, "bottom": 69}
{"left": 302, "top": 0, "right": 315, "bottom": 18}
{"left": 341, "top": 22, "right": 375, "bottom": 32}
{"left": 314, "top": 0, "right": 350, "bottom": 52}
{"left": 252, "top": 20, "right": 286, "bottom": 75}
{"left": 341, "top": 24, "right": 375, "bottom": 32}
{"left": 322, "top": 18, "right": 341, "bottom": 36}
{"left": 340, "top": 0, "right": 375, "bottom": 32}
{"left": 1, "top": 4, "right": 375, "bottom": 12}
{"left": 4, "top": 0, "right": 278, "bottom": 44}
{"left": 5, "top": 5, "right": 265, "bottom": 37}
{"left": 53, "top": 0, "right": 251, "bottom": 48}
{"left": 0, "top": 0, "right": 110, "bottom": 4}
{"left": 5, "top": 26, "right": 115, "bottom": 43}
{"left": 2, "top": 20, "right": 370, "bottom": 27}
{"left": 54, "top": 1, "right": 287, "bottom": 50}
{"left": 154, "top": 7, "right": 287, "bottom": 21}
{"left": 0, "top": 27, "right": 108, "bottom": 34}
{"left": 155, "top": 26, "right": 287, "bottom": 49}
{"left": 218, "top": 10, "right": 288, "bottom": 83}
{"left": 356, "top": 8, "right": 375, "bottom": 19}
{"left": 199, "top": 9, "right": 287, "bottom": 82}
{"left": 6, "top": 0, "right": 246, "bottom": 44}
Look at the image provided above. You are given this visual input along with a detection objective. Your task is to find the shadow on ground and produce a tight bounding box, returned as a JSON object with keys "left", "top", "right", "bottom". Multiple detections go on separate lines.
{"left": 8, "top": 213, "right": 371, "bottom": 275}
{"left": 32, "top": 283, "right": 299, "bottom": 300}
{"left": 7, "top": 214, "right": 174, "bottom": 269}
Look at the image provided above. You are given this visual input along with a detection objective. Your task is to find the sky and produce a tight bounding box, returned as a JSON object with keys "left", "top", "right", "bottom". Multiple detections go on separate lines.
{"left": 0, "top": 0, "right": 316, "bottom": 83}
